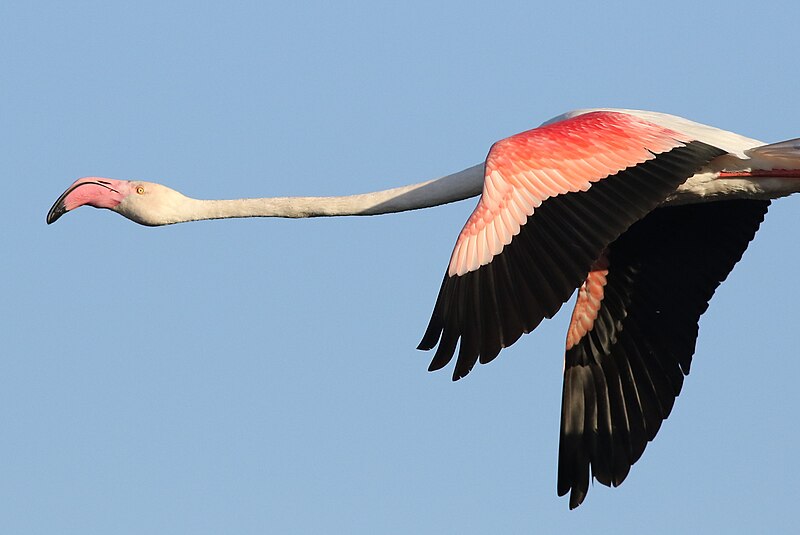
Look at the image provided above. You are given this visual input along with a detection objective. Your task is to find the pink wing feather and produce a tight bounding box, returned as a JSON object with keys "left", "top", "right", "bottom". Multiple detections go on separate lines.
{"left": 565, "top": 252, "right": 609, "bottom": 352}
{"left": 448, "top": 112, "right": 693, "bottom": 277}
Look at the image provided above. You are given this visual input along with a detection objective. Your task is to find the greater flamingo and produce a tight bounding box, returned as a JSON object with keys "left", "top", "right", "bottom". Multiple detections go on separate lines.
{"left": 47, "top": 109, "right": 800, "bottom": 508}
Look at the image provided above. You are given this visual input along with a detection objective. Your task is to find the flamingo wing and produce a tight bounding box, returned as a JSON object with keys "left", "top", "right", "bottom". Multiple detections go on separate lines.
{"left": 418, "top": 111, "right": 726, "bottom": 380}
{"left": 558, "top": 199, "right": 769, "bottom": 509}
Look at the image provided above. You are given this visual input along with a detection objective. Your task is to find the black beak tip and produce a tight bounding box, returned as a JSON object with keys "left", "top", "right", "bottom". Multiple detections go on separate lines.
{"left": 46, "top": 202, "right": 67, "bottom": 225}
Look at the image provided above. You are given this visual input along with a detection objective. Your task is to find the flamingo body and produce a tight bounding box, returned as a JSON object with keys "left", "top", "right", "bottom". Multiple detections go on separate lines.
{"left": 46, "top": 109, "right": 800, "bottom": 509}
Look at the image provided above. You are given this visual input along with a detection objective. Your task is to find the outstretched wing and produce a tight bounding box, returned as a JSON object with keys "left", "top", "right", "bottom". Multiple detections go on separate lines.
{"left": 558, "top": 199, "right": 770, "bottom": 509}
{"left": 418, "top": 111, "right": 726, "bottom": 380}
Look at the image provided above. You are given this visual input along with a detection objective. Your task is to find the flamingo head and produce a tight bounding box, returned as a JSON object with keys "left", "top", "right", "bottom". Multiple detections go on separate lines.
{"left": 47, "top": 177, "right": 189, "bottom": 226}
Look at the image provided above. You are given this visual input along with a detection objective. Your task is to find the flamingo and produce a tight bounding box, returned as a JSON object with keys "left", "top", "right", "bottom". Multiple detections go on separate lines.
{"left": 47, "top": 108, "right": 800, "bottom": 508}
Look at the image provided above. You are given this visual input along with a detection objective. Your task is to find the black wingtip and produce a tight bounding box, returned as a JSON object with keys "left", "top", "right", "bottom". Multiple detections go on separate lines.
{"left": 417, "top": 332, "right": 439, "bottom": 351}
{"left": 569, "top": 490, "right": 587, "bottom": 510}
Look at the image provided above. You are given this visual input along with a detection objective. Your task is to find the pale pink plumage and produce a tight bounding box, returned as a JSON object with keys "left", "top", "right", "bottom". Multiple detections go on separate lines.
{"left": 565, "top": 253, "right": 609, "bottom": 352}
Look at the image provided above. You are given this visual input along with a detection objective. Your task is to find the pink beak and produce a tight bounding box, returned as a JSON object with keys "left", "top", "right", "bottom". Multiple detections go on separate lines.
{"left": 46, "top": 178, "right": 127, "bottom": 224}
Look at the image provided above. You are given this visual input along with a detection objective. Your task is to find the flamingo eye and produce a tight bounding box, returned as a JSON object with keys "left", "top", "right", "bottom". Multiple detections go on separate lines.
{"left": 136, "top": 186, "right": 145, "bottom": 195}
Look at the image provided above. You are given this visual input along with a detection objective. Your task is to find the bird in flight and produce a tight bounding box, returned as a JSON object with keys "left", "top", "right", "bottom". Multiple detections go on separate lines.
{"left": 47, "top": 109, "right": 800, "bottom": 508}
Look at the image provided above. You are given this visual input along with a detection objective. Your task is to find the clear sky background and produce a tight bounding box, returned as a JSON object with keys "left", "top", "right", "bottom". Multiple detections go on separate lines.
{"left": 3, "top": 1, "right": 798, "bottom": 533}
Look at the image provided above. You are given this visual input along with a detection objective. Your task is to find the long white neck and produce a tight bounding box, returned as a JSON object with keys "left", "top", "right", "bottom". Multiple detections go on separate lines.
{"left": 164, "top": 164, "right": 485, "bottom": 224}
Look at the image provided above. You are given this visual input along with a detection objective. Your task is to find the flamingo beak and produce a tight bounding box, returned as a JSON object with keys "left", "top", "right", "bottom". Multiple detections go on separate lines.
{"left": 46, "top": 192, "right": 71, "bottom": 224}
{"left": 46, "top": 178, "right": 126, "bottom": 224}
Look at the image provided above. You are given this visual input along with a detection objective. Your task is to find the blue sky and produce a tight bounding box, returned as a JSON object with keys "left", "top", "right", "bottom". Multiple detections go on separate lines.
{"left": 3, "top": 1, "right": 798, "bottom": 533}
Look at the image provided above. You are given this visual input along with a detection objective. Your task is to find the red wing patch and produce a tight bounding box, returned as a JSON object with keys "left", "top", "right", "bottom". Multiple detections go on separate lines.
{"left": 448, "top": 111, "right": 693, "bottom": 277}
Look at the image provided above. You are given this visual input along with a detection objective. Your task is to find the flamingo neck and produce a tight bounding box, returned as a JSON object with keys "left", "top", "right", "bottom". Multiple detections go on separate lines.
{"left": 167, "top": 164, "right": 485, "bottom": 224}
